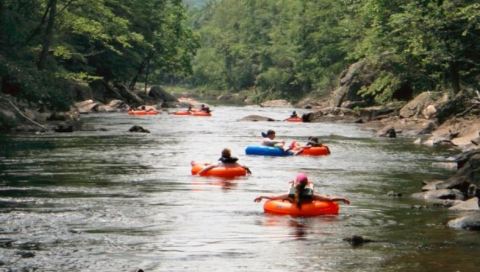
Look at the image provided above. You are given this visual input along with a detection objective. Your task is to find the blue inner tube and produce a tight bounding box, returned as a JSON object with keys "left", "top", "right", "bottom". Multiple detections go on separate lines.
{"left": 245, "top": 145, "right": 293, "bottom": 156}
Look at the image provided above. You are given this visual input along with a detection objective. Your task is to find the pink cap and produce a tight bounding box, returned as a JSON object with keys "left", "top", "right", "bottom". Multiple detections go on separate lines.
{"left": 295, "top": 173, "right": 308, "bottom": 185}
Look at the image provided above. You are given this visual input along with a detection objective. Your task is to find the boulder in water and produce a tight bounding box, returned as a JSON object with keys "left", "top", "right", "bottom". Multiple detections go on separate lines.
{"left": 238, "top": 115, "right": 276, "bottom": 122}
{"left": 129, "top": 125, "right": 150, "bottom": 133}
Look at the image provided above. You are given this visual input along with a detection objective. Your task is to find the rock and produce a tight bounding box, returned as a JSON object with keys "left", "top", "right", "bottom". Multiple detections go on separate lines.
{"left": 377, "top": 126, "right": 396, "bottom": 138}
{"left": 96, "top": 99, "right": 128, "bottom": 112}
{"left": 260, "top": 99, "right": 292, "bottom": 108}
{"left": 0, "top": 105, "right": 18, "bottom": 131}
{"left": 387, "top": 191, "right": 402, "bottom": 198}
{"left": 54, "top": 124, "right": 74, "bottom": 133}
{"left": 331, "top": 60, "right": 373, "bottom": 107}
{"left": 238, "top": 115, "right": 276, "bottom": 122}
{"left": 448, "top": 214, "right": 480, "bottom": 230}
{"left": 449, "top": 197, "right": 480, "bottom": 211}
{"left": 89, "top": 79, "right": 122, "bottom": 102}
{"left": 343, "top": 235, "right": 374, "bottom": 247}
{"left": 16, "top": 251, "right": 35, "bottom": 258}
{"left": 148, "top": 85, "right": 177, "bottom": 103}
{"left": 113, "top": 82, "right": 144, "bottom": 106}
{"left": 74, "top": 99, "right": 99, "bottom": 114}
{"left": 129, "top": 125, "right": 150, "bottom": 133}
{"left": 422, "top": 104, "right": 437, "bottom": 119}
{"left": 399, "top": 92, "right": 443, "bottom": 118}
{"left": 430, "top": 162, "right": 457, "bottom": 170}
{"left": 411, "top": 204, "right": 427, "bottom": 209}
{"left": 424, "top": 189, "right": 465, "bottom": 200}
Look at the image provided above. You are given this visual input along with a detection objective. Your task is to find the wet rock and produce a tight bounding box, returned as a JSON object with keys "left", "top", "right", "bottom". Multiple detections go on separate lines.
{"left": 449, "top": 197, "right": 480, "bottom": 211}
{"left": 238, "top": 115, "right": 276, "bottom": 122}
{"left": 354, "top": 118, "right": 364, "bottom": 124}
{"left": 0, "top": 238, "right": 14, "bottom": 248}
{"left": 424, "top": 189, "right": 465, "bottom": 201}
{"left": 421, "top": 180, "right": 444, "bottom": 191}
{"left": 387, "top": 191, "right": 402, "bottom": 198}
{"left": 431, "top": 162, "right": 457, "bottom": 170}
{"left": 430, "top": 199, "right": 463, "bottom": 208}
{"left": 260, "top": 99, "right": 292, "bottom": 108}
{"left": 377, "top": 127, "right": 396, "bottom": 138}
{"left": 54, "top": 124, "right": 74, "bottom": 133}
{"left": 411, "top": 204, "right": 428, "bottom": 209}
{"left": 343, "top": 235, "right": 374, "bottom": 247}
{"left": 129, "top": 125, "right": 150, "bottom": 133}
{"left": 412, "top": 189, "right": 465, "bottom": 201}
{"left": 448, "top": 214, "right": 480, "bottom": 230}
{"left": 16, "top": 251, "right": 35, "bottom": 258}
{"left": 74, "top": 99, "right": 99, "bottom": 114}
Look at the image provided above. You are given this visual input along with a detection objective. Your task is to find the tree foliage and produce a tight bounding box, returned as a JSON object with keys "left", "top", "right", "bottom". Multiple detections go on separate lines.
{"left": 0, "top": 0, "right": 197, "bottom": 109}
{"left": 190, "top": 0, "right": 480, "bottom": 102}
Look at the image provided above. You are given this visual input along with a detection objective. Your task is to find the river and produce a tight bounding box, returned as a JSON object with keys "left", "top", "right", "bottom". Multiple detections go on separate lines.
{"left": 1, "top": 106, "right": 479, "bottom": 272}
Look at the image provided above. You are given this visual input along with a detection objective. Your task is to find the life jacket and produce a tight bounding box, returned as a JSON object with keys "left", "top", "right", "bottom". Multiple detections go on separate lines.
{"left": 219, "top": 156, "right": 239, "bottom": 164}
{"left": 288, "top": 183, "right": 314, "bottom": 202}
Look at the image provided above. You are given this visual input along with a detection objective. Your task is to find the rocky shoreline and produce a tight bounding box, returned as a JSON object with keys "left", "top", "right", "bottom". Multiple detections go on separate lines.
{"left": 296, "top": 92, "right": 480, "bottom": 231}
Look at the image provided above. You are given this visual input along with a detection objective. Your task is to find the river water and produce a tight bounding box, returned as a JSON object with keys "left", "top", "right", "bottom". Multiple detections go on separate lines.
{"left": 1, "top": 106, "right": 479, "bottom": 272}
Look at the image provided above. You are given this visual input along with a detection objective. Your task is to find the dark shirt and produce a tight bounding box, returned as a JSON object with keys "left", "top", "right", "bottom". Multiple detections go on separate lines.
{"left": 219, "top": 156, "right": 238, "bottom": 164}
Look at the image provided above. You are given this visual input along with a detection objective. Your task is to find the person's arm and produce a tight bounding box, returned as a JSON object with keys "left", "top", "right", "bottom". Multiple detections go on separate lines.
{"left": 198, "top": 163, "right": 219, "bottom": 175}
{"left": 241, "top": 164, "right": 252, "bottom": 174}
{"left": 312, "top": 194, "right": 350, "bottom": 204}
{"left": 254, "top": 194, "right": 290, "bottom": 202}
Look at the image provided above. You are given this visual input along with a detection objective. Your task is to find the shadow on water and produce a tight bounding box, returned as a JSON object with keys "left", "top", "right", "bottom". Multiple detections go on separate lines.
{"left": 1, "top": 107, "right": 479, "bottom": 271}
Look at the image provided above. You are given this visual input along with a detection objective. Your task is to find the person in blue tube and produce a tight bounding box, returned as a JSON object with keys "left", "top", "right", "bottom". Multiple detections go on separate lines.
{"left": 261, "top": 130, "right": 286, "bottom": 149}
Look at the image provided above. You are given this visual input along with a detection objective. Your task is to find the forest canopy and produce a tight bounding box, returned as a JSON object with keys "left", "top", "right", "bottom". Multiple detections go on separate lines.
{"left": 188, "top": 0, "right": 480, "bottom": 102}
{"left": 1, "top": 0, "right": 479, "bottom": 108}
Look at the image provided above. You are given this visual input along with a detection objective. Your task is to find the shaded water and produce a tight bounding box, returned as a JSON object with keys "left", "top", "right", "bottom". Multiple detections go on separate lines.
{"left": 1, "top": 106, "right": 479, "bottom": 272}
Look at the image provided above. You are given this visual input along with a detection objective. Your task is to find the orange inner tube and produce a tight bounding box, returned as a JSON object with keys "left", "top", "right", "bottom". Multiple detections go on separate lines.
{"left": 285, "top": 117, "right": 302, "bottom": 122}
{"left": 263, "top": 200, "right": 339, "bottom": 216}
{"left": 191, "top": 162, "right": 247, "bottom": 178}
{"left": 192, "top": 111, "right": 211, "bottom": 116}
{"left": 298, "top": 146, "right": 330, "bottom": 156}
{"left": 173, "top": 111, "right": 191, "bottom": 115}
{"left": 128, "top": 110, "right": 159, "bottom": 115}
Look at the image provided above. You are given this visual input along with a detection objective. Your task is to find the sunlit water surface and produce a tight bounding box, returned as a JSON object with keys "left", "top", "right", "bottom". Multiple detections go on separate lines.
{"left": 1, "top": 106, "right": 479, "bottom": 272}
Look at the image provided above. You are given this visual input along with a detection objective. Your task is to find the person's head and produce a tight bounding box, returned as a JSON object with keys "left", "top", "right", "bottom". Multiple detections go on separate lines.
{"left": 201, "top": 104, "right": 205, "bottom": 108}
{"left": 294, "top": 172, "right": 309, "bottom": 187}
{"left": 309, "top": 137, "right": 319, "bottom": 144}
{"left": 262, "top": 129, "right": 276, "bottom": 139}
{"left": 221, "top": 148, "right": 231, "bottom": 158}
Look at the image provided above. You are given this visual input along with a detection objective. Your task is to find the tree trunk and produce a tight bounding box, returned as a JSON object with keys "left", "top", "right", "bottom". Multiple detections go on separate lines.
{"left": 450, "top": 61, "right": 460, "bottom": 94}
{"left": 37, "top": 0, "right": 57, "bottom": 70}
{"left": 0, "top": 1, "right": 5, "bottom": 54}
{"left": 144, "top": 59, "right": 150, "bottom": 94}
{"left": 129, "top": 53, "right": 153, "bottom": 90}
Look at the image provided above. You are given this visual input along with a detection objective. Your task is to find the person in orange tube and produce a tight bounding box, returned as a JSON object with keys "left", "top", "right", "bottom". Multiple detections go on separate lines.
{"left": 197, "top": 148, "right": 252, "bottom": 175}
{"left": 289, "top": 137, "right": 330, "bottom": 155}
{"left": 254, "top": 173, "right": 350, "bottom": 208}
